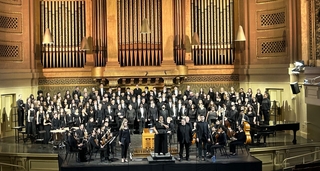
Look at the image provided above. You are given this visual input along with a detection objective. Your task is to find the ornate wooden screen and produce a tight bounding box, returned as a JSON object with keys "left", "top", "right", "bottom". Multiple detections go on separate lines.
{"left": 191, "top": 0, "right": 234, "bottom": 65}
{"left": 117, "top": 0, "right": 163, "bottom": 67}
{"left": 40, "top": 0, "right": 86, "bottom": 68}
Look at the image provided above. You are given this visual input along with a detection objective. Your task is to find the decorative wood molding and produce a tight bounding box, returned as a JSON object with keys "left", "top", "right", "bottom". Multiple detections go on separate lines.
{"left": 0, "top": 0, "right": 21, "bottom": 5}
{"left": 0, "top": 12, "right": 22, "bottom": 33}
{"left": 0, "top": 40, "right": 22, "bottom": 61}
{"left": 184, "top": 75, "right": 239, "bottom": 83}
{"left": 38, "top": 77, "right": 96, "bottom": 86}
{"left": 257, "top": 7, "right": 286, "bottom": 30}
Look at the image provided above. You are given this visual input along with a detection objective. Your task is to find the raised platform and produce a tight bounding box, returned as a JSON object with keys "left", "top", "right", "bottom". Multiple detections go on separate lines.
{"left": 147, "top": 152, "right": 175, "bottom": 163}
{"left": 58, "top": 154, "right": 262, "bottom": 171}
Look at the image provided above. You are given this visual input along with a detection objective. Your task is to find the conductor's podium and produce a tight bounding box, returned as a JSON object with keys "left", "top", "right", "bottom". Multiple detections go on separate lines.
{"left": 142, "top": 128, "right": 155, "bottom": 149}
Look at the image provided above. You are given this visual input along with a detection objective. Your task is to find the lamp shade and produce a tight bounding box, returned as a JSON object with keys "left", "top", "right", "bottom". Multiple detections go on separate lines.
{"left": 80, "top": 37, "right": 90, "bottom": 51}
{"left": 140, "top": 18, "right": 151, "bottom": 34}
{"left": 191, "top": 32, "right": 200, "bottom": 45}
{"left": 42, "top": 28, "right": 54, "bottom": 44}
{"left": 235, "top": 25, "right": 246, "bottom": 41}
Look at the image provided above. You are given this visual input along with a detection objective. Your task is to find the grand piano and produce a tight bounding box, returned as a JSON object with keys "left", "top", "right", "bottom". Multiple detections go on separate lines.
{"left": 251, "top": 121, "right": 300, "bottom": 145}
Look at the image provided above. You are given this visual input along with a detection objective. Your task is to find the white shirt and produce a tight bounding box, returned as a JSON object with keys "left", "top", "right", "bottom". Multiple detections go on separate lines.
{"left": 140, "top": 108, "right": 144, "bottom": 118}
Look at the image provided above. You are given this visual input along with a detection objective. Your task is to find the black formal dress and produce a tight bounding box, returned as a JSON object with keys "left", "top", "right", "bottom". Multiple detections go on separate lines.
{"left": 154, "top": 122, "right": 168, "bottom": 155}
{"left": 177, "top": 123, "right": 192, "bottom": 160}
{"left": 16, "top": 99, "right": 24, "bottom": 126}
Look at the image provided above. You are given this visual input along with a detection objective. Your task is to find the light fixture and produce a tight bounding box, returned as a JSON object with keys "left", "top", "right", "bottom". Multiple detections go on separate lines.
{"left": 191, "top": 32, "right": 199, "bottom": 45}
{"left": 42, "top": 28, "right": 53, "bottom": 44}
{"left": 140, "top": 18, "right": 151, "bottom": 34}
{"left": 235, "top": 25, "right": 246, "bottom": 41}
{"left": 80, "top": 37, "right": 90, "bottom": 51}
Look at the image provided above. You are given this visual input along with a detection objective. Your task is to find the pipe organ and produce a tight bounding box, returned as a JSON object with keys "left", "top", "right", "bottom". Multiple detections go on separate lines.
{"left": 39, "top": 0, "right": 235, "bottom": 69}
{"left": 40, "top": 0, "right": 86, "bottom": 68}
{"left": 174, "top": 0, "right": 186, "bottom": 65}
{"left": 191, "top": 0, "right": 234, "bottom": 65}
{"left": 93, "top": 0, "right": 107, "bottom": 67}
{"left": 117, "top": 0, "right": 163, "bottom": 67}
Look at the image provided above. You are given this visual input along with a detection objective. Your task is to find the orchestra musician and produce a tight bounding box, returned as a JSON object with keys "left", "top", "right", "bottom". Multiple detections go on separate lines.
{"left": 209, "top": 126, "right": 227, "bottom": 157}
{"left": 229, "top": 125, "right": 246, "bottom": 155}
{"left": 119, "top": 119, "right": 131, "bottom": 163}
{"left": 177, "top": 118, "right": 192, "bottom": 161}
{"left": 154, "top": 115, "right": 169, "bottom": 156}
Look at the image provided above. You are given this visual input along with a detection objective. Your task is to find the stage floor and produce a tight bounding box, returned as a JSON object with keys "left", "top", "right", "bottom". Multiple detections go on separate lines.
{"left": 0, "top": 131, "right": 313, "bottom": 171}
{"left": 59, "top": 152, "right": 262, "bottom": 171}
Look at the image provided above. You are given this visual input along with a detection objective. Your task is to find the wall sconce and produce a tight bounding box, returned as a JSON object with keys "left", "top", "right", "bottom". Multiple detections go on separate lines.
{"left": 42, "top": 28, "right": 54, "bottom": 44}
{"left": 80, "top": 37, "right": 90, "bottom": 51}
{"left": 140, "top": 18, "right": 151, "bottom": 34}
{"left": 235, "top": 25, "right": 246, "bottom": 41}
{"left": 191, "top": 32, "right": 199, "bottom": 45}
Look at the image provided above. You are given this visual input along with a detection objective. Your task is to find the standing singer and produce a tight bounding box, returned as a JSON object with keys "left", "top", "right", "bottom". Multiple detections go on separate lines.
{"left": 177, "top": 118, "right": 192, "bottom": 161}
{"left": 196, "top": 114, "right": 210, "bottom": 161}
{"left": 119, "top": 119, "right": 131, "bottom": 163}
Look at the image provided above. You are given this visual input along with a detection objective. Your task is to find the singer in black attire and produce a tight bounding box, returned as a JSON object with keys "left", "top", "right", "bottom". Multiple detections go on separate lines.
{"left": 119, "top": 119, "right": 131, "bottom": 163}
{"left": 196, "top": 115, "right": 210, "bottom": 161}
{"left": 16, "top": 94, "right": 25, "bottom": 126}
{"left": 229, "top": 125, "right": 246, "bottom": 155}
{"left": 154, "top": 115, "right": 169, "bottom": 155}
{"left": 177, "top": 118, "right": 192, "bottom": 161}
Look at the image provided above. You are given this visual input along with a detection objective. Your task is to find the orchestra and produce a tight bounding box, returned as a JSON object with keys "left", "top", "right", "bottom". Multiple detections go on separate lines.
{"left": 19, "top": 85, "right": 269, "bottom": 162}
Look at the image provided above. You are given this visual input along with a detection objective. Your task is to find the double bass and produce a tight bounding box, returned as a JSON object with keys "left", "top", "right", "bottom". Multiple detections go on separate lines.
{"left": 243, "top": 121, "right": 252, "bottom": 144}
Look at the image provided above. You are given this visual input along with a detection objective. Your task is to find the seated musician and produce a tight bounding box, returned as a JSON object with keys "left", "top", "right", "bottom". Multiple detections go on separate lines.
{"left": 229, "top": 125, "right": 246, "bottom": 155}
{"left": 67, "top": 130, "right": 87, "bottom": 162}
{"left": 210, "top": 126, "right": 227, "bottom": 157}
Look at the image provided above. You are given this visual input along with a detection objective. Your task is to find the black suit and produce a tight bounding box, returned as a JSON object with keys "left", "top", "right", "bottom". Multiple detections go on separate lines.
{"left": 133, "top": 88, "right": 142, "bottom": 97}
{"left": 148, "top": 106, "right": 158, "bottom": 125}
{"left": 98, "top": 88, "right": 106, "bottom": 98}
{"left": 196, "top": 121, "right": 210, "bottom": 159}
{"left": 177, "top": 123, "right": 192, "bottom": 160}
{"left": 137, "top": 107, "right": 147, "bottom": 133}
